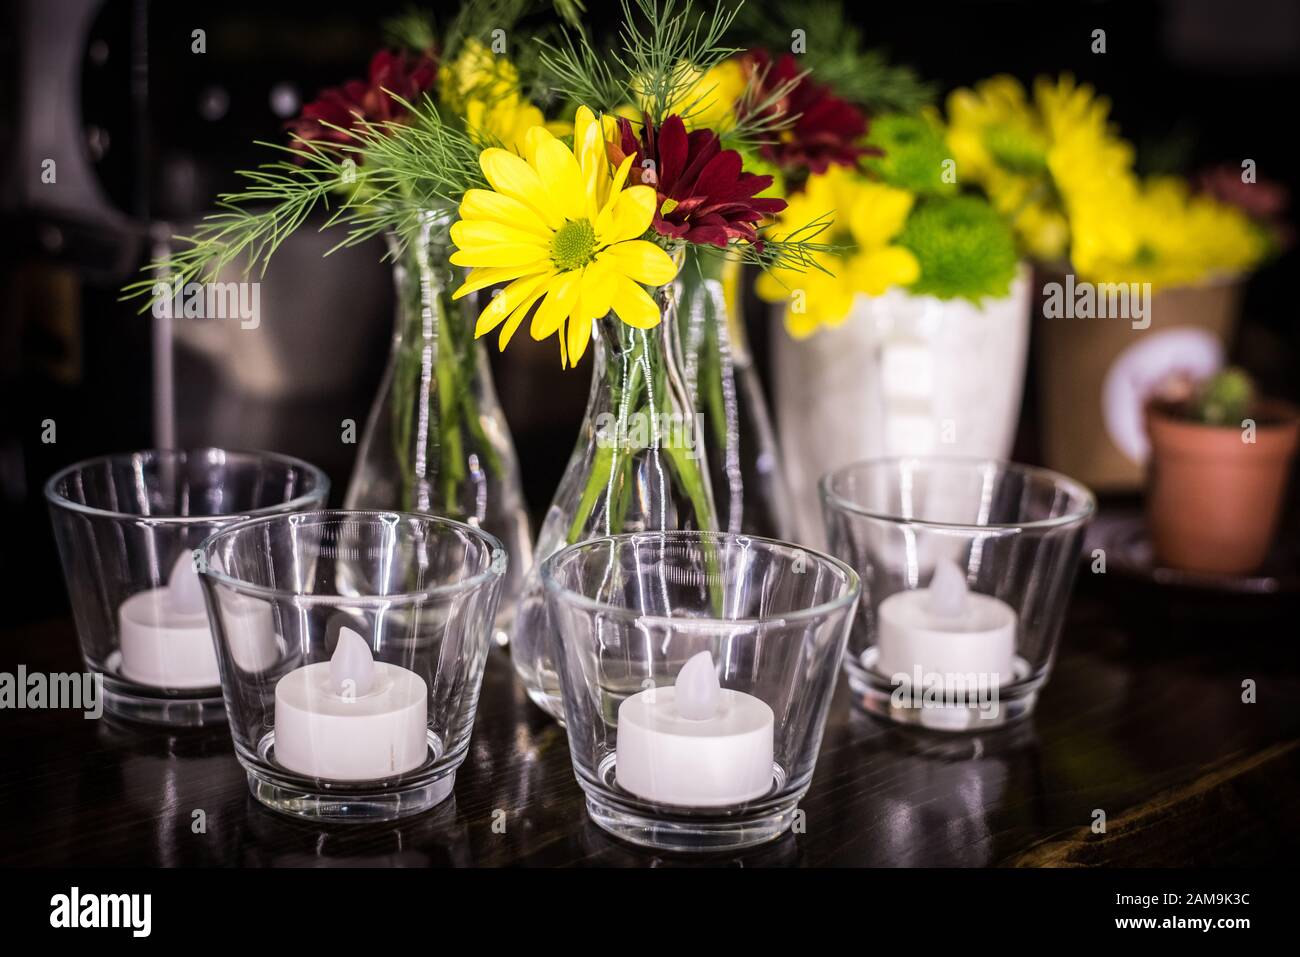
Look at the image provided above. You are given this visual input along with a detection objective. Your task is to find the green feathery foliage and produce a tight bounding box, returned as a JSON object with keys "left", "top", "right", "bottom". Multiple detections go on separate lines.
{"left": 897, "top": 196, "right": 1017, "bottom": 302}
{"left": 120, "top": 96, "right": 486, "bottom": 309}
{"left": 383, "top": 6, "right": 438, "bottom": 51}
{"left": 734, "top": 0, "right": 936, "bottom": 114}
{"left": 538, "top": 0, "right": 742, "bottom": 122}
{"left": 863, "top": 114, "right": 956, "bottom": 198}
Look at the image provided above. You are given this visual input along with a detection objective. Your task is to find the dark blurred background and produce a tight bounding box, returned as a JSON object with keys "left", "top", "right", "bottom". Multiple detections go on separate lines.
{"left": 3, "top": 0, "right": 1298, "bottom": 624}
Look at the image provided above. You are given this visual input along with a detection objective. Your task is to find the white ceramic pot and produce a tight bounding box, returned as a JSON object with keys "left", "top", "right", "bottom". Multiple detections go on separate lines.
{"left": 772, "top": 264, "right": 1032, "bottom": 548}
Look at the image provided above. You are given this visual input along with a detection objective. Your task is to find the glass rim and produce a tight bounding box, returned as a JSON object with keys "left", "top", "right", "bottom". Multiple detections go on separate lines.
{"left": 540, "top": 530, "right": 861, "bottom": 627}
{"left": 199, "top": 509, "right": 507, "bottom": 605}
{"left": 820, "top": 456, "right": 1097, "bottom": 532}
{"left": 43, "top": 448, "right": 330, "bottom": 524}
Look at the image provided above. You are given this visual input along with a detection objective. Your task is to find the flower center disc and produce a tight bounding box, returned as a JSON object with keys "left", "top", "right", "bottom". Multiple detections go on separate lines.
{"left": 551, "top": 219, "right": 598, "bottom": 272}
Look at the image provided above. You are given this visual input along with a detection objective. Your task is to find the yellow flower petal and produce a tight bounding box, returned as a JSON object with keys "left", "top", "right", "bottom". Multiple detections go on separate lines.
{"left": 453, "top": 264, "right": 545, "bottom": 300}
{"left": 567, "top": 311, "right": 593, "bottom": 367}
{"left": 474, "top": 272, "right": 551, "bottom": 338}
{"left": 609, "top": 274, "right": 661, "bottom": 329}
{"left": 573, "top": 105, "right": 611, "bottom": 216}
{"left": 459, "top": 189, "right": 551, "bottom": 239}
{"left": 531, "top": 270, "right": 582, "bottom": 341}
{"left": 597, "top": 240, "right": 679, "bottom": 287}
{"left": 450, "top": 219, "right": 550, "bottom": 252}
{"left": 848, "top": 182, "right": 914, "bottom": 248}
{"left": 850, "top": 246, "right": 920, "bottom": 297}
{"left": 534, "top": 137, "right": 586, "bottom": 222}
{"left": 597, "top": 185, "right": 656, "bottom": 245}
{"left": 522, "top": 125, "right": 553, "bottom": 167}
{"left": 576, "top": 260, "right": 615, "bottom": 321}
{"left": 498, "top": 272, "right": 554, "bottom": 351}
{"left": 450, "top": 243, "right": 552, "bottom": 268}
{"left": 479, "top": 148, "right": 561, "bottom": 228}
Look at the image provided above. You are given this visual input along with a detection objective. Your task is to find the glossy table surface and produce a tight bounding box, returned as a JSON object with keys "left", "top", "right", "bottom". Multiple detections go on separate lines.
{"left": 2, "top": 547, "right": 1297, "bottom": 867}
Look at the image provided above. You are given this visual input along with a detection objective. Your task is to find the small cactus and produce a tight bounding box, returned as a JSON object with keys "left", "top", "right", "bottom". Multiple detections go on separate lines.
{"left": 1194, "top": 367, "right": 1255, "bottom": 426}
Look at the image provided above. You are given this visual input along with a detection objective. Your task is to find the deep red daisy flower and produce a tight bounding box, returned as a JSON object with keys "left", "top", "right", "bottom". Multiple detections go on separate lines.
{"left": 609, "top": 113, "right": 787, "bottom": 248}
{"left": 742, "top": 49, "right": 873, "bottom": 177}
{"left": 287, "top": 49, "right": 437, "bottom": 151}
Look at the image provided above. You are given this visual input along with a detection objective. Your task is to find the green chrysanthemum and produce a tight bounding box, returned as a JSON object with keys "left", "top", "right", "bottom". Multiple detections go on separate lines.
{"left": 897, "top": 196, "right": 1018, "bottom": 302}
{"left": 864, "top": 114, "right": 957, "bottom": 197}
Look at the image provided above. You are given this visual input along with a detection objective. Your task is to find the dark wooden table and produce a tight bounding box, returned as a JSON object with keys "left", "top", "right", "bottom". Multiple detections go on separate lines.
{"left": 2, "top": 534, "right": 1297, "bottom": 867}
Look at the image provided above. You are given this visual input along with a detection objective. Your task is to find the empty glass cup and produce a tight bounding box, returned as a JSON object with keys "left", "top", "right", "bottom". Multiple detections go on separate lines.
{"left": 45, "top": 449, "right": 329, "bottom": 726}
{"left": 543, "top": 531, "right": 859, "bottom": 852}
{"left": 199, "top": 510, "right": 505, "bottom": 821}
{"left": 821, "top": 458, "right": 1095, "bottom": 731}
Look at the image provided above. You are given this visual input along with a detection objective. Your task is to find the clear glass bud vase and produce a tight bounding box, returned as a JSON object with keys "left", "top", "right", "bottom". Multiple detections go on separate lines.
{"left": 345, "top": 209, "right": 531, "bottom": 634}
{"left": 678, "top": 252, "right": 795, "bottom": 539}
{"left": 511, "top": 271, "right": 719, "bottom": 721}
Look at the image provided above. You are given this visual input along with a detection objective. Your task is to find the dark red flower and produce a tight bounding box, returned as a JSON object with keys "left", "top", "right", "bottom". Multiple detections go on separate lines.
{"left": 287, "top": 49, "right": 437, "bottom": 151}
{"left": 741, "top": 49, "right": 873, "bottom": 177}
{"left": 609, "top": 113, "right": 786, "bottom": 248}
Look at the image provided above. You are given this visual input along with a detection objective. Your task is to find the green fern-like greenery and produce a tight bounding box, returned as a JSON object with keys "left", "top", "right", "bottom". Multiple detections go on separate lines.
{"left": 864, "top": 114, "right": 955, "bottom": 198}
{"left": 897, "top": 196, "right": 1017, "bottom": 303}
{"left": 120, "top": 97, "right": 487, "bottom": 309}
{"left": 538, "top": 0, "right": 742, "bottom": 122}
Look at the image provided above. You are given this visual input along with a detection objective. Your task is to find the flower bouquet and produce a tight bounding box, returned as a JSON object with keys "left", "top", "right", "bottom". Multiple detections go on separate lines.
{"left": 483, "top": 0, "right": 831, "bottom": 718}
{"left": 739, "top": 13, "right": 1024, "bottom": 545}
{"left": 122, "top": 3, "right": 582, "bottom": 625}
{"left": 946, "top": 73, "right": 1277, "bottom": 490}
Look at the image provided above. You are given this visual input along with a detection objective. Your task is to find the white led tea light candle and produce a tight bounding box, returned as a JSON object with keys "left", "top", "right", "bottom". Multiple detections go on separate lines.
{"left": 118, "top": 554, "right": 220, "bottom": 688}
{"left": 875, "top": 557, "right": 1017, "bottom": 684}
{"left": 616, "top": 651, "right": 774, "bottom": 807}
{"left": 274, "top": 627, "right": 428, "bottom": 781}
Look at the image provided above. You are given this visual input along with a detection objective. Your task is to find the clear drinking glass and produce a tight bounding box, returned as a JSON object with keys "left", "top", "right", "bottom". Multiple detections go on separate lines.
{"left": 45, "top": 449, "right": 329, "bottom": 727}
{"left": 199, "top": 510, "right": 505, "bottom": 821}
{"left": 543, "top": 531, "right": 859, "bottom": 852}
{"left": 821, "top": 458, "right": 1094, "bottom": 731}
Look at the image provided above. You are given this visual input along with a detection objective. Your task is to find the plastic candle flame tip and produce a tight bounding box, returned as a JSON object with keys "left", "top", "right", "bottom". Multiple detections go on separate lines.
{"left": 674, "top": 651, "right": 721, "bottom": 720}
{"left": 928, "top": 558, "right": 968, "bottom": 618}
{"left": 330, "top": 627, "right": 375, "bottom": 697}
{"left": 165, "top": 553, "right": 206, "bottom": 615}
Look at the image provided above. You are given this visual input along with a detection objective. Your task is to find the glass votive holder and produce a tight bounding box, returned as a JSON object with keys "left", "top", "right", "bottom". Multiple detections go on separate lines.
{"left": 543, "top": 531, "right": 860, "bottom": 853}
{"left": 199, "top": 510, "right": 506, "bottom": 822}
{"left": 821, "top": 458, "right": 1095, "bottom": 731}
{"left": 45, "top": 449, "right": 329, "bottom": 727}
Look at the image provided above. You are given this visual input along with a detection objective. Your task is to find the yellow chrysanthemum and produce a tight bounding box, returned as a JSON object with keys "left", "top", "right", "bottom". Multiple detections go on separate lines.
{"left": 450, "top": 106, "right": 681, "bottom": 367}
{"left": 441, "top": 39, "right": 568, "bottom": 155}
{"left": 620, "top": 60, "right": 747, "bottom": 133}
{"left": 1067, "top": 175, "right": 1267, "bottom": 289}
{"left": 671, "top": 60, "right": 747, "bottom": 131}
{"left": 756, "top": 168, "right": 920, "bottom": 338}
{"left": 946, "top": 72, "right": 1266, "bottom": 287}
{"left": 946, "top": 74, "right": 1127, "bottom": 263}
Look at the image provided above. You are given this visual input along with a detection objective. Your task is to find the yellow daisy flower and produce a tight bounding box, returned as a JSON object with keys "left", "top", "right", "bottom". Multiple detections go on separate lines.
{"left": 450, "top": 106, "right": 681, "bottom": 367}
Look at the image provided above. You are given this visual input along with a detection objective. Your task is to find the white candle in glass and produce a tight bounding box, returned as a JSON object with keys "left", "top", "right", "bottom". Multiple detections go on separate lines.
{"left": 616, "top": 651, "right": 774, "bottom": 807}
{"left": 875, "top": 558, "right": 1016, "bottom": 683}
{"left": 118, "top": 554, "right": 220, "bottom": 688}
{"left": 274, "top": 627, "right": 428, "bottom": 781}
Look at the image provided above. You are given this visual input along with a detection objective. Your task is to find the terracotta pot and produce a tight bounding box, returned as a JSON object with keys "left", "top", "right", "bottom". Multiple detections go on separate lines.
{"left": 1145, "top": 400, "right": 1300, "bottom": 574}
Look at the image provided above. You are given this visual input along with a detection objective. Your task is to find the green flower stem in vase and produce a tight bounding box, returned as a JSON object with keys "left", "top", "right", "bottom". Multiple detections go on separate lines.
{"left": 345, "top": 208, "right": 531, "bottom": 633}
{"left": 678, "top": 250, "right": 795, "bottom": 539}
{"left": 511, "top": 265, "right": 720, "bottom": 722}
